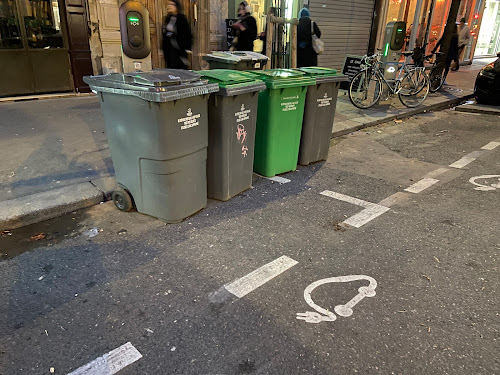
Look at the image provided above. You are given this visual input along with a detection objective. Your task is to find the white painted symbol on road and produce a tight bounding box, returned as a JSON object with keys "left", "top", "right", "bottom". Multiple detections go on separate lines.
{"left": 469, "top": 175, "right": 500, "bottom": 191}
{"left": 297, "top": 275, "right": 377, "bottom": 324}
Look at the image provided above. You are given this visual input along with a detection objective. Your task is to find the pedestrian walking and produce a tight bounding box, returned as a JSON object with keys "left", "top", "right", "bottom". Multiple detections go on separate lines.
{"left": 432, "top": 24, "right": 459, "bottom": 84}
{"left": 162, "top": 0, "right": 192, "bottom": 69}
{"left": 297, "top": 7, "right": 321, "bottom": 68}
{"left": 456, "top": 17, "right": 471, "bottom": 69}
{"left": 231, "top": 2, "right": 257, "bottom": 52}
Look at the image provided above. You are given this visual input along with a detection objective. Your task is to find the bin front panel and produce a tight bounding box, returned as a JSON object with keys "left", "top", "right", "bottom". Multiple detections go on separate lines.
{"left": 207, "top": 91, "right": 259, "bottom": 200}
{"left": 299, "top": 81, "right": 341, "bottom": 165}
{"left": 254, "top": 85, "right": 308, "bottom": 177}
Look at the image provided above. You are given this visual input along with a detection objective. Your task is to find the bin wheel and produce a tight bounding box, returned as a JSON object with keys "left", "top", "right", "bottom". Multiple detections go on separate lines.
{"left": 112, "top": 189, "right": 133, "bottom": 212}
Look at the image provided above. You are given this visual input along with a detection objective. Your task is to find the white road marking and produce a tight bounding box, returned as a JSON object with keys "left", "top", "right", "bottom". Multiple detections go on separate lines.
{"left": 404, "top": 178, "right": 440, "bottom": 193}
{"left": 481, "top": 141, "right": 500, "bottom": 150}
{"left": 225, "top": 256, "right": 298, "bottom": 298}
{"left": 425, "top": 167, "right": 450, "bottom": 178}
{"left": 266, "top": 176, "right": 291, "bottom": 184}
{"left": 343, "top": 205, "right": 391, "bottom": 228}
{"left": 378, "top": 192, "right": 410, "bottom": 207}
{"left": 449, "top": 156, "right": 476, "bottom": 169}
{"left": 469, "top": 175, "right": 500, "bottom": 191}
{"left": 320, "top": 190, "right": 375, "bottom": 209}
{"left": 67, "top": 342, "right": 142, "bottom": 375}
{"left": 321, "top": 190, "right": 390, "bottom": 228}
{"left": 297, "top": 275, "right": 377, "bottom": 324}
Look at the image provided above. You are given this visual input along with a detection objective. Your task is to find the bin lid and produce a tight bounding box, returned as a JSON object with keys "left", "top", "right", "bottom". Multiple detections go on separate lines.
{"left": 297, "top": 67, "right": 338, "bottom": 76}
{"left": 83, "top": 69, "right": 219, "bottom": 102}
{"left": 202, "top": 51, "right": 269, "bottom": 64}
{"left": 196, "top": 69, "right": 266, "bottom": 96}
{"left": 251, "top": 69, "right": 315, "bottom": 89}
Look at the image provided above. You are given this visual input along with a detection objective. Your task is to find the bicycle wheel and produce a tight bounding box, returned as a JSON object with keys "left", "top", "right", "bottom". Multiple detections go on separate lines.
{"left": 429, "top": 64, "right": 446, "bottom": 92}
{"left": 349, "top": 70, "right": 383, "bottom": 109}
{"left": 398, "top": 70, "right": 430, "bottom": 108}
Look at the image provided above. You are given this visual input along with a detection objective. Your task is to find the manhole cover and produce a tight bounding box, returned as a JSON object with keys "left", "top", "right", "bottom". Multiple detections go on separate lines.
{"left": 443, "top": 86, "right": 463, "bottom": 93}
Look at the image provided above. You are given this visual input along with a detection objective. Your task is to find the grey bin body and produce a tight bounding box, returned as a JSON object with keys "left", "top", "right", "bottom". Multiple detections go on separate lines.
{"left": 206, "top": 82, "right": 265, "bottom": 201}
{"left": 203, "top": 51, "right": 269, "bottom": 70}
{"left": 83, "top": 70, "right": 219, "bottom": 223}
{"left": 299, "top": 75, "right": 347, "bottom": 166}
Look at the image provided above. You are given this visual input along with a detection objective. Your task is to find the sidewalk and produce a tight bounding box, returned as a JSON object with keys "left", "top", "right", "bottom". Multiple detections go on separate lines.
{"left": 0, "top": 60, "right": 487, "bottom": 230}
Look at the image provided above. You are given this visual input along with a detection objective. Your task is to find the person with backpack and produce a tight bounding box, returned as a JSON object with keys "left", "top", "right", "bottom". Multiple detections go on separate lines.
{"left": 162, "top": 0, "right": 192, "bottom": 69}
{"left": 297, "top": 7, "right": 321, "bottom": 67}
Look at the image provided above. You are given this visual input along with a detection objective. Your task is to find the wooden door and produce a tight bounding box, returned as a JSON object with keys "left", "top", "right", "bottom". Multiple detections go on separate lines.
{"left": 62, "top": 0, "right": 93, "bottom": 92}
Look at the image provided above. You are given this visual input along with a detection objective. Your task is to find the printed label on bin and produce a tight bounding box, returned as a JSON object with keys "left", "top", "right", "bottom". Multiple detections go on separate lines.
{"left": 235, "top": 104, "right": 251, "bottom": 123}
{"left": 178, "top": 108, "right": 201, "bottom": 130}
{"left": 317, "top": 92, "right": 333, "bottom": 108}
{"left": 281, "top": 95, "right": 299, "bottom": 112}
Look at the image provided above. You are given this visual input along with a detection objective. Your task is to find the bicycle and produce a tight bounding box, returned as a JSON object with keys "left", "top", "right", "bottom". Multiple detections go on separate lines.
{"left": 411, "top": 50, "right": 446, "bottom": 93}
{"left": 349, "top": 51, "right": 430, "bottom": 109}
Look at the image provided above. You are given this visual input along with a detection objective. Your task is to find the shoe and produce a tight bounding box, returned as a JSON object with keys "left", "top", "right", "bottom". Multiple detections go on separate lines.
{"left": 443, "top": 80, "right": 448, "bottom": 85}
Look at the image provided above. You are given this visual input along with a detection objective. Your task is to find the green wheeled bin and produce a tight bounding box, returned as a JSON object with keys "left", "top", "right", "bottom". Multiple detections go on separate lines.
{"left": 84, "top": 70, "right": 219, "bottom": 223}
{"left": 297, "top": 67, "right": 347, "bottom": 166}
{"left": 196, "top": 70, "right": 266, "bottom": 201}
{"left": 251, "top": 69, "right": 315, "bottom": 177}
{"left": 203, "top": 51, "right": 269, "bottom": 70}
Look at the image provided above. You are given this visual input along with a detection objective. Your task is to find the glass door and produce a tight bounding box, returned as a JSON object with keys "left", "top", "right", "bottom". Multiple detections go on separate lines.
{"left": 475, "top": 0, "right": 500, "bottom": 56}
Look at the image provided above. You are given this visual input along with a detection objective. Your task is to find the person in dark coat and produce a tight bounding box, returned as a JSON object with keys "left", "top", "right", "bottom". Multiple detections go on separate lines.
{"left": 297, "top": 7, "right": 321, "bottom": 67}
{"left": 162, "top": 0, "right": 192, "bottom": 69}
{"left": 432, "top": 24, "right": 459, "bottom": 83}
{"left": 232, "top": 2, "right": 257, "bottom": 51}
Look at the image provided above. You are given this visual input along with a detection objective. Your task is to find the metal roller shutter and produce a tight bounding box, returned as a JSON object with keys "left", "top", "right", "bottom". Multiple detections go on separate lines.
{"left": 309, "top": 0, "right": 376, "bottom": 69}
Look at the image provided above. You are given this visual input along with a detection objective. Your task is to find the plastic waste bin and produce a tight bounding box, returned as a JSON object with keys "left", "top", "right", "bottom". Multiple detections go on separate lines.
{"left": 203, "top": 51, "right": 269, "bottom": 70}
{"left": 251, "top": 69, "right": 315, "bottom": 177}
{"left": 296, "top": 67, "right": 347, "bottom": 166}
{"left": 196, "top": 69, "right": 266, "bottom": 201}
{"left": 83, "top": 70, "right": 219, "bottom": 223}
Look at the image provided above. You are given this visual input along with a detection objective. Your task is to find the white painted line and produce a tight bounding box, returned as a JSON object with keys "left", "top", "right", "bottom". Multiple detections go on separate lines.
{"left": 425, "top": 167, "right": 450, "bottom": 178}
{"left": 67, "top": 342, "right": 142, "bottom": 375}
{"left": 481, "top": 141, "right": 500, "bottom": 150}
{"left": 320, "top": 190, "right": 375, "bottom": 209}
{"left": 404, "top": 178, "right": 439, "bottom": 194}
{"left": 225, "top": 256, "right": 298, "bottom": 298}
{"left": 343, "top": 205, "right": 390, "bottom": 228}
{"left": 378, "top": 192, "right": 410, "bottom": 207}
{"left": 266, "top": 176, "right": 291, "bottom": 184}
{"left": 449, "top": 156, "right": 476, "bottom": 169}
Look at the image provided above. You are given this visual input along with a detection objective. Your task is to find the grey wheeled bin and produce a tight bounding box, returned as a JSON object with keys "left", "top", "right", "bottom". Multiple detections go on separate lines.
{"left": 296, "top": 67, "right": 347, "bottom": 166}
{"left": 203, "top": 51, "right": 268, "bottom": 70}
{"left": 197, "top": 69, "right": 265, "bottom": 201}
{"left": 83, "top": 70, "right": 219, "bottom": 223}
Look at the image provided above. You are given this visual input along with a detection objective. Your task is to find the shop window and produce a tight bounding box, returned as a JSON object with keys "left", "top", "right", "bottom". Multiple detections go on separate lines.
{"left": 0, "top": 0, "right": 23, "bottom": 48}
{"left": 23, "top": 0, "right": 63, "bottom": 48}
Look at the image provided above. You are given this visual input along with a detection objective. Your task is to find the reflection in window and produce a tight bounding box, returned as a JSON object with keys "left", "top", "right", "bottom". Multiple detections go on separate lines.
{"left": 0, "top": 0, "right": 23, "bottom": 49}
{"left": 23, "top": 0, "right": 63, "bottom": 48}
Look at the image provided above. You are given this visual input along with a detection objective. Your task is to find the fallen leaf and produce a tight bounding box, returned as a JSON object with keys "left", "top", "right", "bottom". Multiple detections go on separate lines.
{"left": 30, "top": 233, "right": 46, "bottom": 241}
{"left": 394, "top": 119, "right": 403, "bottom": 123}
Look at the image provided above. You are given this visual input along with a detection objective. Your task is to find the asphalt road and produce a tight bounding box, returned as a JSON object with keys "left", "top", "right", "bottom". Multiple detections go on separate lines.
{"left": 1, "top": 109, "right": 499, "bottom": 375}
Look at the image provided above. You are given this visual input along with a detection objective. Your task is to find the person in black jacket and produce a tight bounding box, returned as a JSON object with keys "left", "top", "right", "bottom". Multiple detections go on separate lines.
{"left": 432, "top": 24, "right": 459, "bottom": 83}
{"left": 297, "top": 7, "right": 321, "bottom": 67}
{"left": 231, "top": 2, "right": 257, "bottom": 51}
{"left": 162, "top": 0, "right": 192, "bottom": 69}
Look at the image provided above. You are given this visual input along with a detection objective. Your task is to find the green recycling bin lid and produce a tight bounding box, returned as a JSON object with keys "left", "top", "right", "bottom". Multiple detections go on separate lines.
{"left": 297, "top": 67, "right": 337, "bottom": 76}
{"left": 196, "top": 69, "right": 266, "bottom": 96}
{"left": 252, "top": 69, "right": 315, "bottom": 89}
{"left": 296, "top": 67, "right": 347, "bottom": 84}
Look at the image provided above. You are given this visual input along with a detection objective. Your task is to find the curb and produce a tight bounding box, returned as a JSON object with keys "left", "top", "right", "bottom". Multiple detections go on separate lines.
{"left": 0, "top": 182, "right": 106, "bottom": 231}
{"left": 0, "top": 92, "right": 95, "bottom": 104}
{"left": 454, "top": 105, "right": 500, "bottom": 116}
{"left": 331, "top": 93, "right": 474, "bottom": 138}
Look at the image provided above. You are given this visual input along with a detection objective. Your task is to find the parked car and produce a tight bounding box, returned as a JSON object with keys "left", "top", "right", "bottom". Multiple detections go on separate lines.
{"left": 474, "top": 52, "right": 500, "bottom": 105}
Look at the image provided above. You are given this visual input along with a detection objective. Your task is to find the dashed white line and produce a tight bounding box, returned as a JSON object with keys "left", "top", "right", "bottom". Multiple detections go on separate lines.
{"left": 320, "top": 190, "right": 390, "bottom": 228}
{"left": 481, "top": 141, "right": 500, "bottom": 150}
{"left": 225, "top": 256, "right": 298, "bottom": 298}
{"left": 425, "top": 167, "right": 450, "bottom": 178}
{"left": 266, "top": 176, "right": 291, "bottom": 184}
{"left": 67, "top": 342, "right": 142, "bottom": 375}
{"left": 320, "top": 190, "right": 375, "bottom": 209}
{"left": 343, "top": 205, "right": 391, "bottom": 228}
{"left": 404, "top": 178, "right": 440, "bottom": 194}
{"left": 449, "top": 156, "right": 476, "bottom": 169}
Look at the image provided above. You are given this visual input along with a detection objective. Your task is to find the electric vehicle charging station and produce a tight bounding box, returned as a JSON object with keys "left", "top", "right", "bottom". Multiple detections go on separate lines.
{"left": 119, "top": 1, "right": 152, "bottom": 73}
{"left": 380, "top": 21, "right": 406, "bottom": 98}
